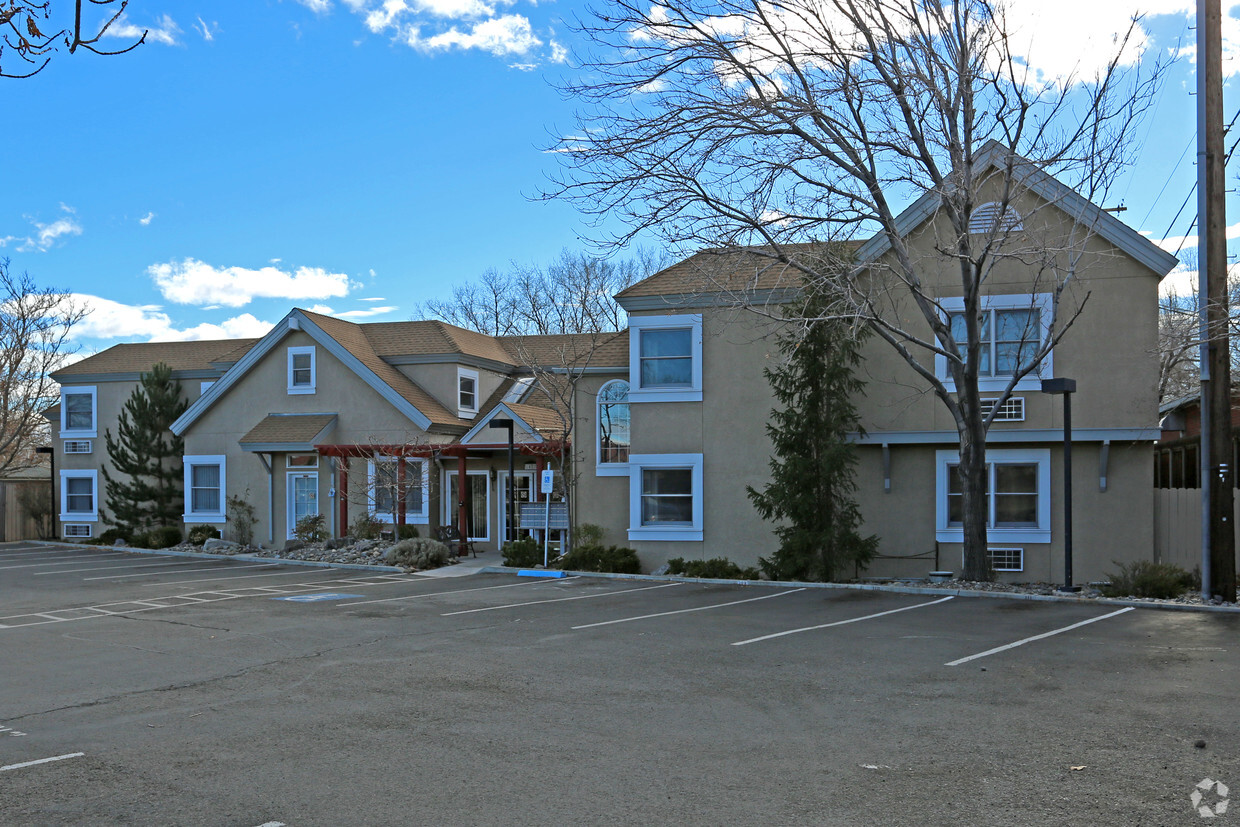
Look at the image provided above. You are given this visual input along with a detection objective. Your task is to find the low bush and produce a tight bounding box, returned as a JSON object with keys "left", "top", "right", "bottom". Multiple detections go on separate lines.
{"left": 502, "top": 536, "right": 544, "bottom": 568}
{"left": 575, "top": 523, "right": 605, "bottom": 547}
{"left": 350, "top": 513, "right": 383, "bottom": 540}
{"left": 667, "top": 557, "right": 760, "bottom": 580}
{"left": 187, "top": 524, "right": 220, "bottom": 545}
{"left": 95, "top": 527, "right": 130, "bottom": 546}
{"left": 1101, "top": 560, "right": 1197, "bottom": 599}
{"left": 395, "top": 524, "right": 419, "bottom": 540}
{"left": 385, "top": 537, "right": 453, "bottom": 570}
{"left": 558, "top": 543, "right": 641, "bottom": 574}
{"left": 293, "top": 513, "right": 328, "bottom": 544}
{"left": 130, "top": 525, "right": 183, "bottom": 549}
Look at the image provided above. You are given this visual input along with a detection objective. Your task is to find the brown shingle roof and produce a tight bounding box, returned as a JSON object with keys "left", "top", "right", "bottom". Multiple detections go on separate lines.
{"left": 616, "top": 243, "right": 856, "bottom": 300}
{"left": 499, "top": 330, "right": 629, "bottom": 369}
{"left": 362, "top": 319, "right": 516, "bottom": 365}
{"left": 53, "top": 339, "right": 259, "bottom": 378}
{"left": 239, "top": 413, "right": 338, "bottom": 446}
{"left": 299, "top": 310, "right": 464, "bottom": 429}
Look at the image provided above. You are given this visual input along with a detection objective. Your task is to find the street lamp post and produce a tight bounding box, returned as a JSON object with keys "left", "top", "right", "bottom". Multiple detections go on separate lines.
{"left": 488, "top": 420, "right": 515, "bottom": 545}
{"left": 1041, "top": 378, "right": 1078, "bottom": 592}
{"left": 35, "top": 445, "right": 55, "bottom": 540}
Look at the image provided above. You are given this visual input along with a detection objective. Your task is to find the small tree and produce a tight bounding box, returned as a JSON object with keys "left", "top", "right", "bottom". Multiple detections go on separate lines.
{"left": 102, "top": 362, "right": 188, "bottom": 531}
{"left": 1, "top": 0, "right": 144, "bottom": 78}
{"left": 748, "top": 285, "right": 877, "bottom": 582}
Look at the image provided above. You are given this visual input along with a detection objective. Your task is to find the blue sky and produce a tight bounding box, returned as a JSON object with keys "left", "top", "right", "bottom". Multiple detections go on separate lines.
{"left": 1, "top": 0, "right": 1236, "bottom": 354}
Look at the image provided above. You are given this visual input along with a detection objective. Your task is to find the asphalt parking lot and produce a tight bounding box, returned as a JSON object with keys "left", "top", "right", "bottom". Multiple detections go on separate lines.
{"left": 2, "top": 542, "right": 1237, "bottom": 826}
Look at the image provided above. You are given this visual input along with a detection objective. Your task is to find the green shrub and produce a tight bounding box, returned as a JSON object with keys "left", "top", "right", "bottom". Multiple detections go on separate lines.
{"left": 1101, "top": 560, "right": 1197, "bottom": 599}
{"left": 502, "top": 536, "right": 545, "bottom": 567}
{"left": 130, "top": 525, "right": 182, "bottom": 549}
{"left": 575, "top": 523, "right": 604, "bottom": 547}
{"left": 293, "top": 513, "right": 328, "bottom": 544}
{"left": 558, "top": 543, "right": 641, "bottom": 574}
{"left": 95, "top": 527, "right": 130, "bottom": 546}
{"left": 385, "top": 537, "right": 453, "bottom": 570}
{"left": 395, "top": 524, "right": 419, "bottom": 540}
{"left": 350, "top": 513, "right": 383, "bottom": 540}
{"left": 227, "top": 493, "right": 258, "bottom": 546}
{"left": 667, "top": 556, "right": 760, "bottom": 580}
{"left": 187, "top": 524, "right": 220, "bottom": 545}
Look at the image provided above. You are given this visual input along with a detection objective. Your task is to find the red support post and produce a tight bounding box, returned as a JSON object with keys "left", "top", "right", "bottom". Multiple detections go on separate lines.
{"left": 396, "top": 456, "right": 407, "bottom": 528}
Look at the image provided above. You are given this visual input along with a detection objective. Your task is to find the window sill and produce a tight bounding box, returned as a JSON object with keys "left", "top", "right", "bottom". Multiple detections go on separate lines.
{"left": 596, "top": 463, "right": 629, "bottom": 477}
{"left": 59, "top": 430, "right": 97, "bottom": 440}
{"left": 184, "top": 513, "right": 226, "bottom": 524}
{"left": 629, "top": 388, "right": 702, "bottom": 403}
{"left": 942, "top": 377, "right": 1042, "bottom": 394}
{"left": 935, "top": 528, "right": 1050, "bottom": 544}
{"left": 287, "top": 387, "right": 316, "bottom": 395}
{"left": 628, "top": 525, "right": 703, "bottom": 542}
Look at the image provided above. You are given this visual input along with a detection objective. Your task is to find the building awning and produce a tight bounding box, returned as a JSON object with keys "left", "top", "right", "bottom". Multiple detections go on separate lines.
{"left": 239, "top": 413, "right": 338, "bottom": 452}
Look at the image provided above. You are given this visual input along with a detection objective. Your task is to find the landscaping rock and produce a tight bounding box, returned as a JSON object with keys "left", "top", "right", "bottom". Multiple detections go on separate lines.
{"left": 203, "top": 538, "right": 242, "bottom": 553}
{"left": 283, "top": 539, "right": 306, "bottom": 552}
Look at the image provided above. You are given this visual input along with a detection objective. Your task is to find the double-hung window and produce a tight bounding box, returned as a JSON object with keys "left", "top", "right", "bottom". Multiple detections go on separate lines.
{"left": 369, "top": 458, "right": 427, "bottom": 523}
{"left": 60, "top": 470, "right": 98, "bottom": 522}
{"left": 935, "top": 449, "right": 1050, "bottom": 543}
{"left": 287, "top": 347, "right": 316, "bottom": 394}
{"left": 936, "top": 295, "right": 1051, "bottom": 393}
{"left": 60, "top": 387, "right": 97, "bottom": 438}
{"left": 184, "top": 455, "right": 226, "bottom": 523}
{"left": 458, "top": 368, "right": 479, "bottom": 418}
{"left": 627, "top": 454, "right": 704, "bottom": 541}
{"left": 628, "top": 315, "right": 703, "bottom": 403}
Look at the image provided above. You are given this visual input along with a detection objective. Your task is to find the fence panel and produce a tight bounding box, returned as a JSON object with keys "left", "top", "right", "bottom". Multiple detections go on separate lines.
{"left": 1153, "top": 488, "right": 1240, "bottom": 573}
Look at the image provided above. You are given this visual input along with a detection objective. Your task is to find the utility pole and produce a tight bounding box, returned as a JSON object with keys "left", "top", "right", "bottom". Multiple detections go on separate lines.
{"left": 1198, "top": 0, "right": 1236, "bottom": 602}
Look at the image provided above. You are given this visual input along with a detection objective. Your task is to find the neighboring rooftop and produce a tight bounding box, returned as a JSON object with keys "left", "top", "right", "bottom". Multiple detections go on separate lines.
{"left": 617, "top": 242, "right": 853, "bottom": 301}
{"left": 53, "top": 339, "right": 260, "bottom": 378}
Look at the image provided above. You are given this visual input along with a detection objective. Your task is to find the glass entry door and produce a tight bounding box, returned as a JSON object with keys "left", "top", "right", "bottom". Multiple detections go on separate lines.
{"left": 445, "top": 470, "right": 490, "bottom": 542}
{"left": 497, "top": 471, "right": 534, "bottom": 543}
{"left": 287, "top": 473, "right": 318, "bottom": 538}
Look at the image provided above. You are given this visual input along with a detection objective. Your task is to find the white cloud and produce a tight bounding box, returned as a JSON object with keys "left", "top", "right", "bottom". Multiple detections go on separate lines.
{"left": 336, "top": 305, "right": 399, "bottom": 318}
{"left": 7, "top": 206, "right": 83, "bottom": 252}
{"left": 414, "top": 14, "right": 540, "bottom": 55}
{"left": 148, "top": 258, "right": 355, "bottom": 307}
{"left": 548, "top": 39, "right": 567, "bottom": 63}
{"left": 139, "top": 212, "right": 155, "bottom": 226}
{"left": 360, "top": 296, "right": 387, "bottom": 302}
{"left": 107, "top": 14, "right": 182, "bottom": 46}
{"left": 1161, "top": 266, "right": 1199, "bottom": 296}
{"left": 194, "top": 17, "right": 219, "bottom": 42}
{"left": 1151, "top": 220, "right": 1240, "bottom": 253}
{"left": 298, "top": 0, "right": 334, "bottom": 13}
{"left": 71, "top": 294, "right": 275, "bottom": 342}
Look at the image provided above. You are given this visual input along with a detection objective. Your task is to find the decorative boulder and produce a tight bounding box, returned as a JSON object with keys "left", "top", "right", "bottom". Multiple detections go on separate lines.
{"left": 204, "top": 538, "right": 242, "bottom": 554}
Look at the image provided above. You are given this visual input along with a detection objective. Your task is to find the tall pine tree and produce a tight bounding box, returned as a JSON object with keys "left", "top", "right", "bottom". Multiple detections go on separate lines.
{"left": 747, "top": 289, "right": 877, "bottom": 582}
{"left": 102, "top": 363, "right": 189, "bottom": 531}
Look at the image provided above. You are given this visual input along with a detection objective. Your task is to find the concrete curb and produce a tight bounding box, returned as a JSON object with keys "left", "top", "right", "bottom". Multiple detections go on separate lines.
{"left": 478, "top": 565, "right": 1240, "bottom": 614}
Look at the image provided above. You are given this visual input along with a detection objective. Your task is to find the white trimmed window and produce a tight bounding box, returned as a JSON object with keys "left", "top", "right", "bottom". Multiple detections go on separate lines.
{"left": 60, "top": 470, "right": 98, "bottom": 522}
{"left": 60, "top": 386, "right": 97, "bottom": 438}
{"left": 596, "top": 379, "right": 630, "bottom": 476}
{"left": 368, "top": 458, "right": 428, "bottom": 523}
{"left": 627, "top": 453, "right": 704, "bottom": 542}
{"left": 935, "top": 295, "right": 1052, "bottom": 393}
{"left": 458, "top": 368, "right": 479, "bottom": 418}
{"left": 287, "top": 454, "right": 319, "bottom": 468}
{"left": 184, "top": 455, "right": 226, "bottom": 523}
{"left": 287, "top": 346, "right": 316, "bottom": 394}
{"left": 628, "top": 314, "right": 703, "bottom": 403}
{"left": 935, "top": 449, "right": 1050, "bottom": 543}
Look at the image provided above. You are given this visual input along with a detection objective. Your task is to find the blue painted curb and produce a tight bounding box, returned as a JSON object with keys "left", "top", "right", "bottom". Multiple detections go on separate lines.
{"left": 518, "top": 569, "right": 567, "bottom": 578}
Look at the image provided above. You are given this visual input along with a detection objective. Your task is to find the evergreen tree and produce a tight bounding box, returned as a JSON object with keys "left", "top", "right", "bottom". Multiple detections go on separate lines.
{"left": 747, "top": 290, "right": 878, "bottom": 582}
{"left": 102, "top": 363, "right": 188, "bottom": 531}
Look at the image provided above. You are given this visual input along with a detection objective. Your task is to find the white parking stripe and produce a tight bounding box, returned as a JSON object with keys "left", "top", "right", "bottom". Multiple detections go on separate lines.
{"left": 0, "top": 555, "right": 143, "bottom": 571}
{"left": 82, "top": 563, "right": 272, "bottom": 580}
{"left": 944, "top": 607, "right": 1135, "bottom": 666}
{"left": 732, "top": 596, "right": 955, "bottom": 646}
{"left": 572, "top": 588, "right": 805, "bottom": 630}
{"left": 35, "top": 560, "right": 189, "bottom": 575}
{"left": 339, "top": 579, "right": 561, "bottom": 607}
{"left": 0, "top": 752, "right": 85, "bottom": 772}
{"left": 442, "top": 582, "right": 682, "bottom": 615}
{"left": 137, "top": 570, "right": 401, "bottom": 587}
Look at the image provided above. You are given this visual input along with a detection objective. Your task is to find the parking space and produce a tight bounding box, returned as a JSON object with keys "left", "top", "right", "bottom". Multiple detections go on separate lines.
{"left": 2, "top": 542, "right": 1237, "bottom": 824}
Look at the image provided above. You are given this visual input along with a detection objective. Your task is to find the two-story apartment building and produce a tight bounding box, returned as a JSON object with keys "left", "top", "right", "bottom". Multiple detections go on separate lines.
{"left": 52, "top": 146, "right": 1175, "bottom": 582}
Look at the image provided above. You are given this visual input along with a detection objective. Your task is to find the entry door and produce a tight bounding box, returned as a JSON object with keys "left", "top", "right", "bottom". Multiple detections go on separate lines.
{"left": 444, "top": 471, "right": 489, "bottom": 542}
{"left": 287, "top": 473, "right": 318, "bottom": 538}
{"left": 497, "top": 471, "right": 534, "bottom": 543}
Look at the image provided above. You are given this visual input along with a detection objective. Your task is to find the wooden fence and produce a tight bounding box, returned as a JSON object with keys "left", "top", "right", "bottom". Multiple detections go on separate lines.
{"left": 1153, "top": 488, "right": 1240, "bottom": 572}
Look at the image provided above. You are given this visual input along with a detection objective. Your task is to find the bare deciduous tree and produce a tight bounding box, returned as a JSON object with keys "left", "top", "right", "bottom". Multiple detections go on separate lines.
{"left": 547, "top": 0, "right": 1162, "bottom": 579}
{"left": 0, "top": 258, "right": 85, "bottom": 475}
{"left": 1, "top": 0, "right": 144, "bottom": 78}
{"left": 414, "top": 248, "right": 667, "bottom": 336}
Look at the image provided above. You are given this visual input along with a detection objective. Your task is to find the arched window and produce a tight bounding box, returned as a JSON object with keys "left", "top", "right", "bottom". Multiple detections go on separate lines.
{"left": 598, "top": 380, "right": 630, "bottom": 465}
{"left": 968, "top": 201, "right": 1023, "bottom": 234}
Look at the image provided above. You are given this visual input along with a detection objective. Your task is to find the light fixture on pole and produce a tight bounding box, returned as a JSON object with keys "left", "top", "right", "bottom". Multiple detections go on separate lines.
{"left": 488, "top": 419, "right": 515, "bottom": 545}
{"left": 1041, "top": 378, "right": 1078, "bottom": 592}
